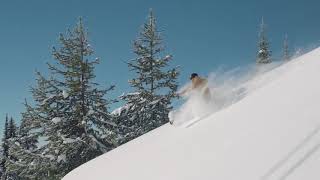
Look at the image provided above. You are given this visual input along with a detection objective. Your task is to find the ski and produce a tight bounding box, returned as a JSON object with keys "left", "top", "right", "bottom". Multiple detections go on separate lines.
{"left": 181, "top": 112, "right": 212, "bottom": 128}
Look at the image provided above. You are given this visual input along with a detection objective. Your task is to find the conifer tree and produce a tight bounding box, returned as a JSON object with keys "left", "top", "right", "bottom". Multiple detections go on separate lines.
{"left": 117, "top": 9, "right": 179, "bottom": 143}
{"left": 17, "top": 109, "right": 39, "bottom": 151}
{"left": 42, "top": 18, "right": 116, "bottom": 177}
{"left": 45, "top": 19, "right": 116, "bottom": 174}
{"left": 257, "top": 17, "right": 272, "bottom": 64}
{"left": 6, "top": 18, "right": 117, "bottom": 179}
{"left": 283, "top": 34, "right": 290, "bottom": 61}
{"left": 5, "top": 105, "right": 45, "bottom": 180}
{"left": 8, "top": 118, "right": 16, "bottom": 139}
{"left": 1, "top": 116, "right": 19, "bottom": 180}
{"left": 0, "top": 115, "right": 9, "bottom": 180}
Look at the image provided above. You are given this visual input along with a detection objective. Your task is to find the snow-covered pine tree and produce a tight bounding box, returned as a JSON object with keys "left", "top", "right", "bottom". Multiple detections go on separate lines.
{"left": 5, "top": 100, "right": 50, "bottom": 180}
{"left": 283, "top": 34, "right": 290, "bottom": 61}
{"left": 257, "top": 17, "right": 272, "bottom": 64}
{"left": 42, "top": 18, "right": 117, "bottom": 177}
{"left": 6, "top": 18, "right": 117, "bottom": 179}
{"left": 0, "top": 115, "right": 20, "bottom": 180}
{"left": 116, "top": 9, "right": 179, "bottom": 143}
{"left": 8, "top": 118, "right": 16, "bottom": 139}
{"left": 5, "top": 118, "right": 19, "bottom": 180}
{"left": 0, "top": 115, "right": 9, "bottom": 180}
{"left": 17, "top": 109, "right": 38, "bottom": 153}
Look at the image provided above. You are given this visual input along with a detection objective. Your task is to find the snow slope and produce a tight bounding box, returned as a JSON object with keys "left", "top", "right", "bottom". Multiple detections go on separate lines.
{"left": 63, "top": 47, "right": 320, "bottom": 180}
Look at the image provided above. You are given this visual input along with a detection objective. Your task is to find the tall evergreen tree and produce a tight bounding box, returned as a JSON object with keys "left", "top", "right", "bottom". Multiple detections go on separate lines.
{"left": 46, "top": 18, "right": 117, "bottom": 176}
{"left": 8, "top": 118, "right": 16, "bottom": 139}
{"left": 5, "top": 105, "right": 45, "bottom": 179}
{"left": 6, "top": 18, "right": 117, "bottom": 179}
{"left": 43, "top": 18, "right": 117, "bottom": 177}
{"left": 1, "top": 115, "right": 19, "bottom": 180}
{"left": 283, "top": 34, "right": 290, "bottom": 61}
{"left": 0, "top": 115, "right": 9, "bottom": 180}
{"left": 257, "top": 17, "right": 272, "bottom": 64}
{"left": 17, "top": 108, "right": 38, "bottom": 152}
{"left": 116, "top": 9, "right": 179, "bottom": 143}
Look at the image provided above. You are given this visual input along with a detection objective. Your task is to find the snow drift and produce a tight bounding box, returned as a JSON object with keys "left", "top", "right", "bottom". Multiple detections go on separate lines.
{"left": 63, "top": 47, "right": 320, "bottom": 180}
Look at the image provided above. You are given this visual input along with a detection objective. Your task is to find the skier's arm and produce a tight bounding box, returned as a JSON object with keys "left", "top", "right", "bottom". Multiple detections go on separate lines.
{"left": 178, "top": 86, "right": 191, "bottom": 96}
{"left": 178, "top": 88, "right": 188, "bottom": 96}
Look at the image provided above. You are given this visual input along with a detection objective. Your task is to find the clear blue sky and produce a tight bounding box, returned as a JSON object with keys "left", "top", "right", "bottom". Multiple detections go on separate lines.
{"left": 1, "top": 0, "right": 320, "bottom": 132}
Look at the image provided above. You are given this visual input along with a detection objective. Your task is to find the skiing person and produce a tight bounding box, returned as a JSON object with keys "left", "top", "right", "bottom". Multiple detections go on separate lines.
{"left": 169, "top": 73, "right": 212, "bottom": 125}
{"left": 178, "top": 73, "right": 211, "bottom": 100}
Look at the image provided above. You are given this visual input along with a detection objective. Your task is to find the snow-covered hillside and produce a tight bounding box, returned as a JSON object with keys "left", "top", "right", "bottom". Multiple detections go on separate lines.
{"left": 63, "top": 48, "right": 320, "bottom": 180}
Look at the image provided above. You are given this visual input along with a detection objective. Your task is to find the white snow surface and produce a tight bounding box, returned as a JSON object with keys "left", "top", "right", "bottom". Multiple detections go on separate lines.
{"left": 62, "top": 90, "right": 69, "bottom": 99}
{"left": 259, "top": 49, "right": 265, "bottom": 53}
{"left": 57, "top": 154, "right": 67, "bottom": 163}
{"left": 63, "top": 47, "right": 320, "bottom": 180}
{"left": 111, "top": 104, "right": 130, "bottom": 116}
{"left": 52, "top": 117, "right": 62, "bottom": 124}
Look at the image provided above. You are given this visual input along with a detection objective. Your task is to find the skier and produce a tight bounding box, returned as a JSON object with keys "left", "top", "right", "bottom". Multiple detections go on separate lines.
{"left": 178, "top": 73, "right": 211, "bottom": 100}
{"left": 169, "top": 73, "right": 212, "bottom": 125}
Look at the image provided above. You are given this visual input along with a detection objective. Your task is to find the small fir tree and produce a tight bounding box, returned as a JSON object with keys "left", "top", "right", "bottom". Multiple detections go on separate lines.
{"left": 257, "top": 17, "right": 272, "bottom": 64}
{"left": 1, "top": 115, "right": 19, "bottom": 180}
{"left": 283, "top": 34, "right": 290, "bottom": 61}
{"left": 0, "top": 115, "right": 9, "bottom": 180}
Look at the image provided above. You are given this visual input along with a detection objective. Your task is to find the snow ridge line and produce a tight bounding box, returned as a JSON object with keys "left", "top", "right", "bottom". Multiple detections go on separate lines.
{"left": 260, "top": 124, "right": 320, "bottom": 180}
